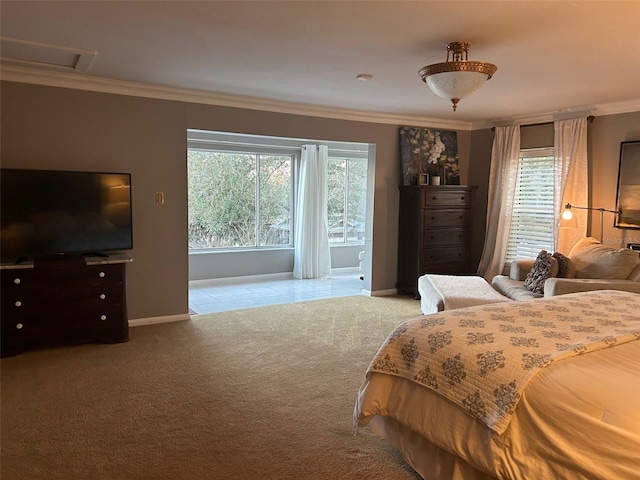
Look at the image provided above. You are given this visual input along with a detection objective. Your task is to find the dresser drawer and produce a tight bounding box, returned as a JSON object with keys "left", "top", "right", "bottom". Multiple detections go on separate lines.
{"left": 420, "top": 261, "right": 470, "bottom": 275}
{"left": 2, "top": 310, "right": 126, "bottom": 352}
{"left": 423, "top": 209, "right": 473, "bottom": 227}
{"left": 422, "top": 246, "right": 469, "bottom": 265}
{"left": 2, "top": 281, "right": 124, "bottom": 314}
{"left": 1, "top": 264, "right": 122, "bottom": 293}
{"left": 422, "top": 190, "right": 473, "bottom": 207}
{"left": 423, "top": 227, "right": 469, "bottom": 246}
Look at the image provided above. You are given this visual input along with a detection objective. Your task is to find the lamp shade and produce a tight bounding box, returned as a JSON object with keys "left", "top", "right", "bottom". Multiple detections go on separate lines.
{"left": 425, "top": 70, "right": 491, "bottom": 100}
{"left": 559, "top": 206, "right": 578, "bottom": 229}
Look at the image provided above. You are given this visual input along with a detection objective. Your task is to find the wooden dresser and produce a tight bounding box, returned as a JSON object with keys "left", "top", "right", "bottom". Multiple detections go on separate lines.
{"left": 1, "top": 255, "right": 130, "bottom": 357}
{"left": 396, "top": 185, "right": 478, "bottom": 297}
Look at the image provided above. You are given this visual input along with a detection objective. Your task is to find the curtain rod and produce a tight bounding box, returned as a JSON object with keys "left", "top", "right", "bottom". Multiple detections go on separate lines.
{"left": 491, "top": 115, "right": 594, "bottom": 131}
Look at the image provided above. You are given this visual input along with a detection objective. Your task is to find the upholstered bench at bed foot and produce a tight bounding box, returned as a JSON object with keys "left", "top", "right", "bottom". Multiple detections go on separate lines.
{"left": 418, "top": 274, "right": 512, "bottom": 314}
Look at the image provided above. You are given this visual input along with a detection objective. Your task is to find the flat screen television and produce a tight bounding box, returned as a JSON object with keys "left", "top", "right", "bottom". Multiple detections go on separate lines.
{"left": 1, "top": 168, "right": 133, "bottom": 262}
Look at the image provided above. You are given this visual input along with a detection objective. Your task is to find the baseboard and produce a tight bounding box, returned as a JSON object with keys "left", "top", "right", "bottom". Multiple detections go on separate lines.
{"left": 129, "top": 313, "right": 191, "bottom": 327}
{"left": 190, "top": 268, "right": 360, "bottom": 285}
{"left": 365, "top": 288, "right": 399, "bottom": 297}
{"left": 190, "top": 271, "right": 292, "bottom": 285}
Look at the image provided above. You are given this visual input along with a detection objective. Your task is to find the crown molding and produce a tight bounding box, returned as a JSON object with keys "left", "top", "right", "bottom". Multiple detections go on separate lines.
{"left": 0, "top": 64, "right": 473, "bottom": 131}
{"left": 592, "top": 99, "right": 640, "bottom": 117}
{"left": 472, "top": 100, "right": 640, "bottom": 130}
{"left": 5, "top": 65, "right": 638, "bottom": 132}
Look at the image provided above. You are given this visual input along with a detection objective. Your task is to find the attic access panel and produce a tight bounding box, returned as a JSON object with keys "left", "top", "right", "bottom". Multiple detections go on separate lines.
{"left": 0, "top": 37, "right": 96, "bottom": 72}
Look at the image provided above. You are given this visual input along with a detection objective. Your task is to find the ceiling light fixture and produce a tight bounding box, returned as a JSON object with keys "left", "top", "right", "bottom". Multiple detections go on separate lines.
{"left": 419, "top": 41, "right": 497, "bottom": 112}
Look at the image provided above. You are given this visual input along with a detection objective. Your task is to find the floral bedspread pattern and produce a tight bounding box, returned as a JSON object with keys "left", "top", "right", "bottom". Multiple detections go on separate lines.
{"left": 367, "top": 290, "right": 640, "bottom": 434}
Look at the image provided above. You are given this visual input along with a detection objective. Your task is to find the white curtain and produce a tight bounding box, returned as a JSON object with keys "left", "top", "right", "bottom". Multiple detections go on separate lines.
{"left": 554, "top": 117, "right": 588, "bottom": 254}
{"left": 293, "top": 144, "right": 331, "bottom": 279}
{"left": 477, "top": 126, "right": 521, "bottom": 280}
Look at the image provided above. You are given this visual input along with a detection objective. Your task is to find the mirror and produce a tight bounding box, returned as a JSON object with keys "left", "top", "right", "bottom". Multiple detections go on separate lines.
{"left": 615, "top": 140, "right": 640, "bottom": 229}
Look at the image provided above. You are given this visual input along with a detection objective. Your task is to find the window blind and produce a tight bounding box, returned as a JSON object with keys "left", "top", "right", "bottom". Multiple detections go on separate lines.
{"left": 505, "top": 148, "right": 556, "bottom": 262}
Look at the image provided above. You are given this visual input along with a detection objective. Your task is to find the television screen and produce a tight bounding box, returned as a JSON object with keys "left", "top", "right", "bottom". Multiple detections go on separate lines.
{"left": 1, "top": 169, "right": 133, "bottom": 262}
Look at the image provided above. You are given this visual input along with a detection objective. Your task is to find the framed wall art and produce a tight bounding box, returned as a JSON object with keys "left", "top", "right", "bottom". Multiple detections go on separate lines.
{"left": 615, "top": 140, "right": 640, "bottom": 229}
{"left": 399, "top": 126, "right": 459, "bottom": 186}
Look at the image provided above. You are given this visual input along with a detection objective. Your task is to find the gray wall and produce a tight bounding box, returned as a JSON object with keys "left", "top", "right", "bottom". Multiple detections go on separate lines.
{"left": 0, "top": 81, "right": 473, "bottom": 320}
{"left": 3, "top": 81, "right": 637, "bottom": 320}
{"left": 1, "top": 84, "right": 188, "bottom": 321}
{"left": 188, "top": 245, "right": 364, "bottom": 281}
{"left": 591, "top": 112, "right": 640, "bottom": 246}
{"left": 468, "top": 128, "right": 493, "bottom": 272}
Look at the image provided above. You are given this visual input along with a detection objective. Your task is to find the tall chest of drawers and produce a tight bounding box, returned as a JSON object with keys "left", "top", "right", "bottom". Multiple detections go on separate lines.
{"left": 396, "top": 185, "right": 477, "bottom": 297}
{"left": 1, "top": 255, "right": 130, "bottom": 357}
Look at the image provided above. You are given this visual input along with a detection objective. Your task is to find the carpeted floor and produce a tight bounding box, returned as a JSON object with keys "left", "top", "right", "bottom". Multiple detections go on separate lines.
{"left": 1, "top": 295, "right": 424, "bottom": 480}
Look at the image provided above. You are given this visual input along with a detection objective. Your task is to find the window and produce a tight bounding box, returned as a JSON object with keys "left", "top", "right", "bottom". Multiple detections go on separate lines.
{"left": 187, "top": 129, "right": 369, "bottom": 252}
{"left": 188, "top": 149, "right": 292, "bottom": 249}
{"left": 505, "top": 147, "right": 555, "bottom": 262}
{"left": 327, "top": 157, "right": 367, "bottom": 244}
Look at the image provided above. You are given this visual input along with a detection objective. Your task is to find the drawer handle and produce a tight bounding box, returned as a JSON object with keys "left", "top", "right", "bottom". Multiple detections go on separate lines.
{"left": 99, "top": 272, "right": 106, "bottom": 278}
{"left": 459, "top": 216, "right": 463, "bottom": 220}
{"left": 100, "top": 315, "right": 107, "bottom": 321}
{"left": 460, "top": 196, "right": 466, "bottom": 200}
{"left": 14, "top": 278, "right": 21, "bottom": 285}
{"left": 16, "top": 323, "right": 23, "bottom": 330}
{"left": 15, "top": 300, "right": 22, "bottom": 307}
{"left": 432, "top": 196, "right": 438, "bottom": 201}
{"left": 99, "top": 294, "right": 106, "bottom": 300}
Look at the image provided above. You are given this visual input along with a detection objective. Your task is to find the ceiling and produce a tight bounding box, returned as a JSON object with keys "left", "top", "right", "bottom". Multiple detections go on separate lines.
{"left": 2, "top": 1, "right": 640, "bottom": 129}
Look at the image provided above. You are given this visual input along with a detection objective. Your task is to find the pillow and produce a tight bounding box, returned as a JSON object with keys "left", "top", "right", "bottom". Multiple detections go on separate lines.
{"left": 568, "top": 237, "right": 640, "bottom": 279}
{"left": 552, "top": 252, "right": 576, "bottom": 278}
{"left": 524, "top": 250, "right": 559, "bottom": 294}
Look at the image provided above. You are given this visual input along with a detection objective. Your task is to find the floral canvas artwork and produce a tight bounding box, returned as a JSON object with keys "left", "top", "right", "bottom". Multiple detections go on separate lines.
{"left": 399, "top": 126, "right": 459, "bottom": 186}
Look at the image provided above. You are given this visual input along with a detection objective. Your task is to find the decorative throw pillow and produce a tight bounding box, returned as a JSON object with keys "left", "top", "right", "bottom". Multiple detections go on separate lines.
{"left": 552, "top": 252, "right": 576, "bottom": 278}
{"left": 568, "top": 237, "right": 640, "bottom": 279}
{"left": 524, "top": 250, "right": 559, "bottom": 294}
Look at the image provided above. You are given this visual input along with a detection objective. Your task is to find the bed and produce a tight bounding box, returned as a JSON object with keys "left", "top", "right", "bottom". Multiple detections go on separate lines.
{"left": 354, "top": 290, "right": 640, "bottom": 480}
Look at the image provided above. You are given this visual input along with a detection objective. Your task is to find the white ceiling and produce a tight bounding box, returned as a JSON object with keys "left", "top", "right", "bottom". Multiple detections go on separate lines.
{"left": 2, "top": 1, "right": 640, "bottom": 129}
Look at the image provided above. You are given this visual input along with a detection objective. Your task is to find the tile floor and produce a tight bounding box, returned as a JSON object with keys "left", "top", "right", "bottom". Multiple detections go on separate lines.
{"left": 188, "top": 268, "right": 365, "bottom": 315}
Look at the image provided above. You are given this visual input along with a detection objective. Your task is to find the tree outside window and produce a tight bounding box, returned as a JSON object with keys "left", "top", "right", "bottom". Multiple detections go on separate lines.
{"left": 188, "top": 150, "right": 292, "bottom": 249}
{"left": 327, "top": 157, "right": 367, "bottom": 244}
{"left": 188, "top": 147, "right": 366, "bottom": 251}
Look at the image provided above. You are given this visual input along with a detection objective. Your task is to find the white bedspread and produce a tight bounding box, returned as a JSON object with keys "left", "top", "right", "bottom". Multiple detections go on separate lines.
{"left": 364, "top": 290, "right": 639, "bottom": 434}
{"left": 355, "top": 291, "right": 640, "bottom": 480}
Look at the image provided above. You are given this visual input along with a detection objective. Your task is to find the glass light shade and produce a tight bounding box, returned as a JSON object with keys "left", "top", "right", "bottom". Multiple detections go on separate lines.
{"left": 425, "top": 70, "right": 490, "bottom": 100}
{"left": 419, "top": 42, "right": 496, "bottom": 111}
{"left": 559, "top": 208, "right": 578, "bottom": 230}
